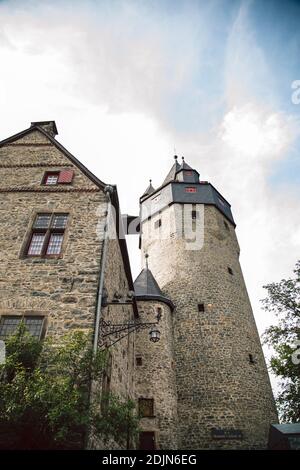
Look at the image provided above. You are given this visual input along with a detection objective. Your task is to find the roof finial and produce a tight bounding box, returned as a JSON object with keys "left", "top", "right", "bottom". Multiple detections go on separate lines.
{"left": 149, "top": 179, "right": 152, "bottom": 184}
{"left": 174, "top": 155, "right": 178, "bottom": 161}
{"left": 182, "top": 156, "right": 185, "bottom": 162}
{"left": 145, "top": 253, "right": 149, "bottom": 269}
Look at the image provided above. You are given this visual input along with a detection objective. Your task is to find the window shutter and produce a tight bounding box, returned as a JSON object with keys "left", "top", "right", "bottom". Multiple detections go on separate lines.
{"left": 58, "top": 169, "right": 74, "bottom": 183}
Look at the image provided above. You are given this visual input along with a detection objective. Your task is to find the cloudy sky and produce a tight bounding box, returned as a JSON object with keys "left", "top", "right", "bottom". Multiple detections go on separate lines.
{"left": 1, "top": 0, "right": 300, "bottom": 387}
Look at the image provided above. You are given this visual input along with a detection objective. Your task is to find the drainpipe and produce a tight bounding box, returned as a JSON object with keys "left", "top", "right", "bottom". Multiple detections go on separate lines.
{"left": 85, "top": 185, "right": 114, "bottom": 449}
{"left": 93, "top": 185, "right": 114, "bottom": 354}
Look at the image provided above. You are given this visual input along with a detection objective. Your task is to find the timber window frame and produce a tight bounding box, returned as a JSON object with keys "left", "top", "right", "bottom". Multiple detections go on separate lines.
{"left": 43, "top": 172, "right": 59, "bottom": 185}
{"left": 0, "top": 315, "right": 45, "bottom": 341}
{"left": 25, "top": 213, "right": 69, "bottom": 258}
{"left": 42, "top": 169, "right": 74, "bottom": 185}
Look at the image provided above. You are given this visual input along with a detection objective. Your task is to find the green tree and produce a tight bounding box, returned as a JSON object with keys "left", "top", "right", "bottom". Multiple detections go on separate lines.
{"left": 0, "top": 324, "right": 139, "bottom": 449}
{"left": 262, "top": 260, "right": 300, "bottom": 422}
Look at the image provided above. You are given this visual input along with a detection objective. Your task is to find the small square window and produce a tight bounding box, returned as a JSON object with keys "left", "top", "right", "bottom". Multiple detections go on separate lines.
{"left": 249, "top": 354, "right": 256, "bottom": 364}
{"left": 192, "top": 210, "right": 197, "bottom": 220}
{"left": 43, "top": 170, "right": 74, "bottom": 185}
{"left": 34, "top": 214, "right": 51, "bottom": 229}
{"left": 24, "top": 317, "right": 44, "bottom": 339}
{"left": 154, "top": 219, "right": 161, "bottom": 229}
{"left": 44, "top": 172, "right": 59, "bottom": 185}
{"left": 0, "top": 316, "right": 21, "bottom": 339}
{"left": 139, "top": 398, "right": 154, "bottom": 417}
{"left": 198, "top": 303, "right": 205, "bottom": 312}
{"left": 52, "top": 214, "right": 68, "bottom": 229}
{"left": 228, "top": 267, "right": 233, "bottom": 275}
{"left": 136, "top": 356, "right": 143, "bottom": 366}
{"left": 185, "top": 187, "right": 197, "bottom": 193}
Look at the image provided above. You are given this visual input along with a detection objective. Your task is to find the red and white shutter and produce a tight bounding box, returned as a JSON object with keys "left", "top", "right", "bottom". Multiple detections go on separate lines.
{"left": 58, "top": 169, "right": 74, "bottom": 184}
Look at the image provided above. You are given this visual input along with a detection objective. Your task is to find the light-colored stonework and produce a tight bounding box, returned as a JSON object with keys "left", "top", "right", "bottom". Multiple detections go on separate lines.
{"left": 140, "top": 201, "right": 278, "bottom": 449}
{"left": 0, "top": 123, "right": 135, "bottom": 449}
{"left": 134, "top": 300, "right": 178, "bottom": 449}
{"left": 0, "top": 122, "right": 277, "bottom": 450}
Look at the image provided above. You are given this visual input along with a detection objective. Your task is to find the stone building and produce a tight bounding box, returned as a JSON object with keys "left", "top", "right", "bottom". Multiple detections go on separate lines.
{"left": 0, "top": 121, "right": 277, "bottom": 450}
{"left": 0, "top": 120, "right": 136, "bottom": 450}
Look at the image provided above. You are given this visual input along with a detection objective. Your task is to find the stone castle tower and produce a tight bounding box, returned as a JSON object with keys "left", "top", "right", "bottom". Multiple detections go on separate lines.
{"left": 134, "top": 156, "right": 277, "bottom": 449}
{"left": 0, "top": 121, "right": 277, "bottom": 450}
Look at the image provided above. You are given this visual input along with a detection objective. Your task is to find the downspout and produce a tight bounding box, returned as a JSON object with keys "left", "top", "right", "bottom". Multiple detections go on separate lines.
{"left": 85, "top": 185, "right": 114, "bottom": 449}
{"left": 93, "top": 185, "right": 114, "bottom": 354}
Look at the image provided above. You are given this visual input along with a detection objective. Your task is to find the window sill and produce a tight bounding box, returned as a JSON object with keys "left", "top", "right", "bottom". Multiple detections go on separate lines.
{"left": 22, "top": 254, "right": 64, "bottom": 260}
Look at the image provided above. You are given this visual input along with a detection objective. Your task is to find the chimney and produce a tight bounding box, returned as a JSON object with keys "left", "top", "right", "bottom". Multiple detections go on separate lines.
{"left": 30, "top": 121, "right": 58, "bottom": 138}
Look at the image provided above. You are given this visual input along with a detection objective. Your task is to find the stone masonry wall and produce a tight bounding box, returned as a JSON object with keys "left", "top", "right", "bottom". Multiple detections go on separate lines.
{"left": 134, "top": 300, "right": 178, "bottom": 449}
{"left": 0, "top": 127, "right": 135, "bottom": 449}
{"left": 0, "top": 129, "right": 104, "bottom": 340}
{"left": 141, "top": 202, "right": 278, "bottom": 449}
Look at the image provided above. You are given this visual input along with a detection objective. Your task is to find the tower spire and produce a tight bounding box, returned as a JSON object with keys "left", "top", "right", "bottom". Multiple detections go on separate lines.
{"left": 141, "top": 179, "right": 155, "bottom": 199}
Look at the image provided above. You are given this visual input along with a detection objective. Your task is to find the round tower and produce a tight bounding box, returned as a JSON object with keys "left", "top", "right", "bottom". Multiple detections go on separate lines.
{"left": 139, "top": 156, "right": 277, "bottom": 449}
{"left": 133, "top": 262, "right": 178, "bottom": 449}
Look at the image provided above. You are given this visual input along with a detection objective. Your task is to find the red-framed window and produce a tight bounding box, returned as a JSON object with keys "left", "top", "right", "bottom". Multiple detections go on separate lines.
{"left": 185, "top": 187, "right": 197, "bottom": 193}
{"left": 26, "top": 213, "right": 68, "bottom": 257}
{"left": 184, "top": 171, "right": 193, "bottom": 176}
{"left": 42, "top": 169, "right": 74, "bottom": 185}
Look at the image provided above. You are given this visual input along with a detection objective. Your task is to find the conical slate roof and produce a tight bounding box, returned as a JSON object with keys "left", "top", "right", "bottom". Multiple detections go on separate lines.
{"left": 179, "top": 157, "right": 193, "bottom": 171}
{"left": 141, "top": 179, "right": 155, "bottom": 198}
{"left": 134, "top": 267, "right": 174, "bottom": 310}
{"left": 162, "top": 155, "right": 181, "bottom": 185}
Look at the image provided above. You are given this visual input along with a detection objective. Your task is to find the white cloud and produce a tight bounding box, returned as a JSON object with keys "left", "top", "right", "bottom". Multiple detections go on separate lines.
{"left": 221, "top": 104, "right": 299, "bottom": 160}
{"left": 0, "top": 0, "right": 299, "bottom": 395}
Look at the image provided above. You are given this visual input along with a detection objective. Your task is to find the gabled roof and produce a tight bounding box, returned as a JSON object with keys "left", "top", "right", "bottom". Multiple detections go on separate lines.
{"left": 0, "top": 121, "right": 137, "bottom": 309}
{"left": 0, "top": 122, "right": 106, "bottom": 189}
{"left": 31, "top": 121, "right": 58, "bottom": 136}
{"left": 134, "top": 267, "right": 174, "bottom": 310}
